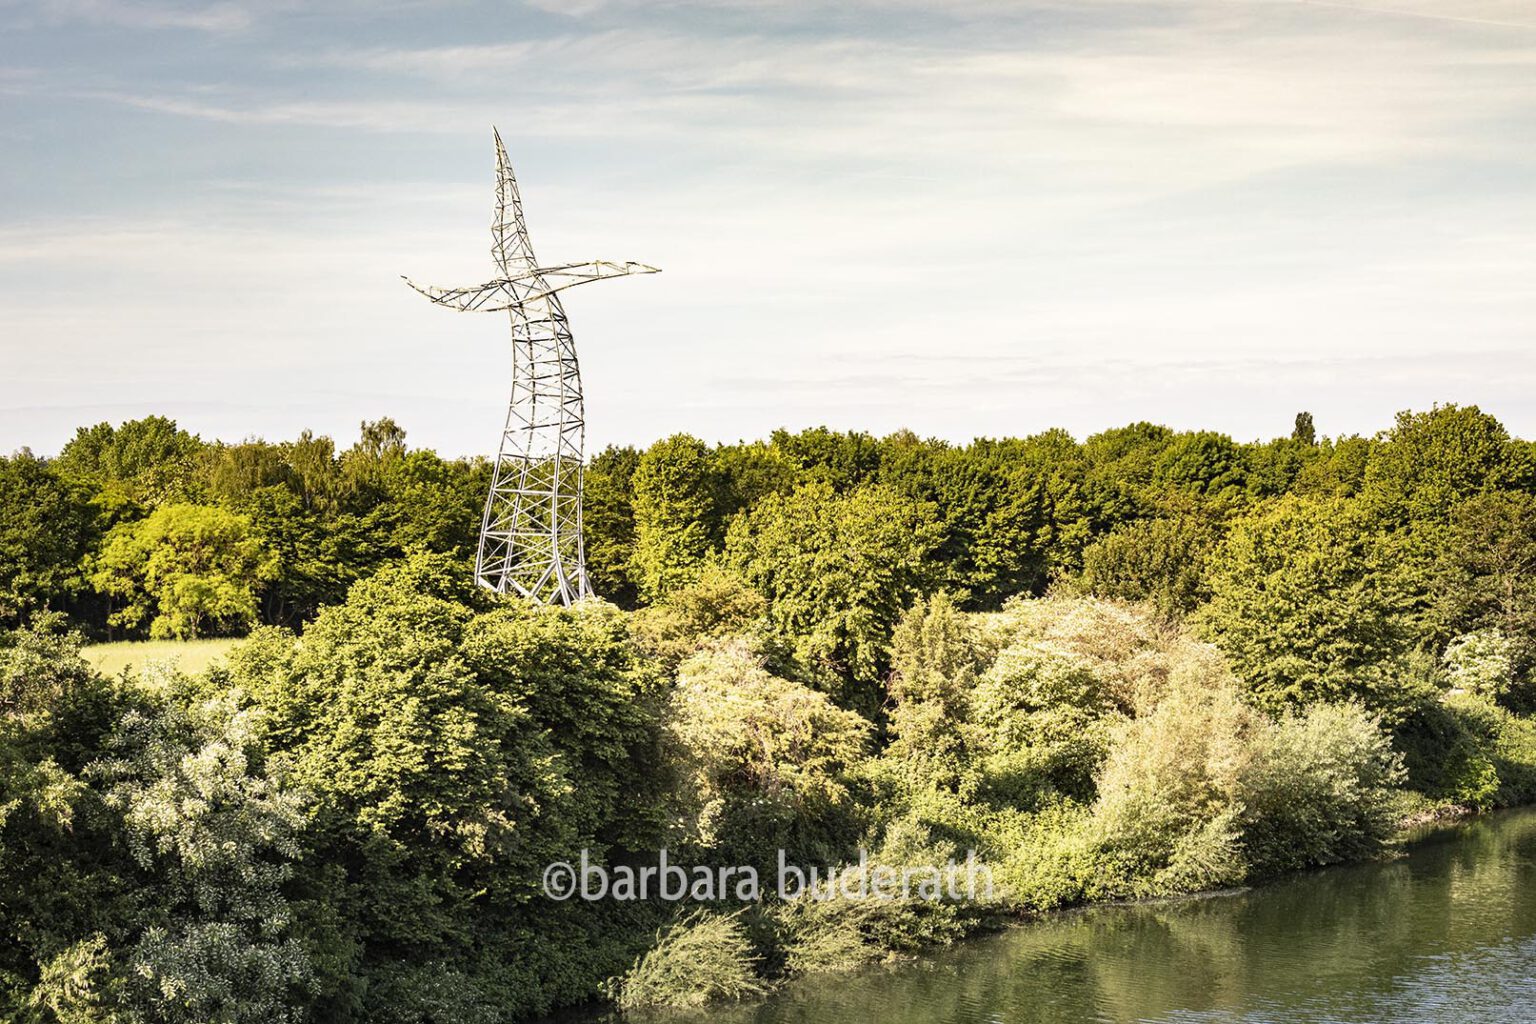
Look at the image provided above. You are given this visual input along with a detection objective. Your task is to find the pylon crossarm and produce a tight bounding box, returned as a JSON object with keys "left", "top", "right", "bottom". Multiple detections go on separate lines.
{"left": 400, "top": 276, "right": 514, "bottom": 312}
{"left": 521, "top": 261, "right": 659, "bottom": 301}
{"left": 403, "top": 262, "right": 658, "bottom": 312}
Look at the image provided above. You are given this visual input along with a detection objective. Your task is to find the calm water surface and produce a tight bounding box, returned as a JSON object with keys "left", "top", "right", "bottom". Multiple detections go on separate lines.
{"left": 631, "top": 808, "right": 1536, "bottom": 1024}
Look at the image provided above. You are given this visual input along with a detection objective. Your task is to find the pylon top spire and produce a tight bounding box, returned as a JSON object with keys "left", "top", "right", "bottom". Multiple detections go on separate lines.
{"left": 491, "top": 128, "right": 535, "bottom": 275}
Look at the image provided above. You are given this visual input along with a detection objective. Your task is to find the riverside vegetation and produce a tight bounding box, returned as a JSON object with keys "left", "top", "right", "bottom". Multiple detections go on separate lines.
{"left": 3, "top": 405, "right": 1536, "bottom": 1021}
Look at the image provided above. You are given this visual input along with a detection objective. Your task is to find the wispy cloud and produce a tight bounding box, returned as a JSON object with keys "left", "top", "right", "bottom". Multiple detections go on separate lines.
{"left": 13, "top": 0, "right": 254, "bottom": 32}
{"left": 2, "top": 0, "right": 1534, "bottom": 451}
{"left": 1277, "top": 0, "right": 1536, "bottom": 31}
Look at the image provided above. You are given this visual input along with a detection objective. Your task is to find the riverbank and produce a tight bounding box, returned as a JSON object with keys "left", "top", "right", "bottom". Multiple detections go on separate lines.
{"left": 589, "top": 806, "right": 1536, "bottom": 1024}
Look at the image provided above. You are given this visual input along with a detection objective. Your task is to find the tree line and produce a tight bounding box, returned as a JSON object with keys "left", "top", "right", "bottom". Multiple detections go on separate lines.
{"left": 3, "top": 404, "right": 1536, "bottom": 1021}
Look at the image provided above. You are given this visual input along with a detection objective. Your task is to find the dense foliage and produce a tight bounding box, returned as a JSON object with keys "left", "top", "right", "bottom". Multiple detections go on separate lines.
{"left": 4, "top": 404, "right": 1536, "bottom": 1020}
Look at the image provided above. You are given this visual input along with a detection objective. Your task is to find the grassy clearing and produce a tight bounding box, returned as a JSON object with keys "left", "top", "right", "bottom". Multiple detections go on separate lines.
{"left": 82, "top": 637, "right": 242, "bottom": 680}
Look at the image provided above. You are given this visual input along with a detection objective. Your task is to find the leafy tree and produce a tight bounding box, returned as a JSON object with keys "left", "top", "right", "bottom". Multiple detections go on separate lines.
{"left": 373, "top": 449, "right": 484, "bottom": 557}
{"left": 1152, "top": 431, "right": 1248, "bottom": 506}
{"left": 223, "top": 557, "right": 664, "bottom": 1019}
{"left": 283, "top": 430, "right": 342, "bottom": 513}
{"left": 724, "top": 481, "right": 944, "bottom": 706}
{"left": 968, "top": 637, "right": 1115, "bottom": 806}
{"left": 768, "top": 426, "right": 881, "bottom": 490}
{"left": 1198, "top": 496, "right": 1414, "bottom": 713}
{"left": 90, "top": 689, "right": 313, "bottom": 1024}
{"left": 978, "top": 431, "right": 1095, "bottom": 589}
{"left": 0, "top": 624, "right": 312, "bottom": 1024}
{"left": 631, "top": 565, "right": 767, "bottom": 672}
{"left": 1246, "top": 436, "right": 1317, "bottom": 499}
{"left": 1080, "top": 422, "right": 1175, "bottom": 527}
{"left": 630, "top": 435, "right": 721, "bottom": 602}
{"left": 713, "top": 440, "right": 799, "bottom": 517}
{"left": 1292, "top": 411, "right": 1317, "bottom": 445}
{"left": 1362, "top": 405, "right": 1533, "bottom": 522}
{"left": 1087, "top": 674, "right": 1403, "bottom": 896}
{"left": 242, "top": 486, "right": 355, "bottom": 625}
{"left": 876, "top": 437, "right": 1050, "bottom": 608}
{"left": 55, "top": 416, "right": 204, "bottom": 505}
{"left": 91, "top": 504, "right": 276, "bottom": 639}
{"left": 1427, "top": 491, "right": 1536, "bottom": 659}
{"left": 885, "top": 593, "right": 977, "bottom": 772}
{"left": 1444, "top": 630, "right": 1518, "bottom": 701}
{"left": 583, "top": 445, "right": 641, "bottom": 606}
{"left": 337, "top": 417, "right": 409, "bottom": 505}
{"left": 201, "top": 439, "right": 297, "bottom": 506}
{"left": 0, "top": 453, "right": 98, "bottom": 625}
{"left": 1078, "top": 515, "right": 1218, "bottom": 615}
{"left": 1293, "top": 434, "right": 1373, "bottom": 497}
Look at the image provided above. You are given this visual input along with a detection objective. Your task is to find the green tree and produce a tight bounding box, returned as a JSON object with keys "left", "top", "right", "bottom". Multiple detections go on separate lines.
{"left": 1293, "top": 435, "right": 1373, "bottom": 497}
{"left": 662, "top": 639, "right": 871, "bottom": 862}
{"left": 1152, "top": 431, "right": 1248, "bottom": 506}
{"left": 768, "top": 426, "right": 882, "bottom": 490}
{"left": 1428, "top": 491, "right": 1536, "bottom": 658}
{"left": 631, "top": 564, "right": 767, "bottom": 673}
{"left": 1080, "top": 422, "right": 1175, "bottom": 527}
{"left": 91, "top": 504, "right": 276, "bottom": 639}
{"left": 630, "top": 434, "right": 721, "bottom": 602}
{"left": 223, "top": 556, "right": 664, "bottom": 1020}
{"left": 200, "top": 439, "right": 296, "bottom": 505}
{"left": 55, "top": 416, "right": 204, "bottom": 505}
{"left": 584, "top": 445, "right": 642, "bottom": 606}
{"left": 0, "top": 453, "right": 98, "bottom": 625}
{"left": 1292, "top": 411, "right": 1317, "bottom": 445}
{"left": 1362, "top": 405, "right": 1533, "bottom": 522}
{"left": 241, "top": 486, "right": 354, "bottom": 626}
{"left": 724, "top": 481, "right": 944, "bottom": 706}
{"left": 885, "top": 593, "right": 977, "bottom": 772}
{"left": 1078, "top": 515, "right": 1218, "bottom": 615}
{"left": 1198, "top": 496, "right": 1412, "bottom": 712}
{"left": 92, "top": 690, "right": 313, "bottom": 1024}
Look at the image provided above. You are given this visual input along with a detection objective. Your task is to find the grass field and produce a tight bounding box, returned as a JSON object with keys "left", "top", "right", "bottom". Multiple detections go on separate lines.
{"left": 82, "top": 638, "right": 242, "bottom": 680}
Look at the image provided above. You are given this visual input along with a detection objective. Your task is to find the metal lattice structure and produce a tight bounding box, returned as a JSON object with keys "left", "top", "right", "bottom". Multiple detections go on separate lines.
{"left": 404, "top": 129, "right": 658, "bottom": 604}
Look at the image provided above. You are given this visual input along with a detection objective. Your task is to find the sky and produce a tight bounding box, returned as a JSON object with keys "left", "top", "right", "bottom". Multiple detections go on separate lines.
{"left": 2, "top": 0, "right": 1534, "bottom": 457}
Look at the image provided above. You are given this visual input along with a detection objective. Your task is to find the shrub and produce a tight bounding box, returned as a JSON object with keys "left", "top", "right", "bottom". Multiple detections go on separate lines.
{"left": 773, "top": 878, "right": 971, "bottom": 976}
{"left": 1237, "top": 702, "right": 1406, "bottom": 875}
{"left": 611, "top": 910, "right": 766, "bottom": 1010}
{"left": 662, "top": 639, "right": 872, "bottom": 862}
{"left": 1492, "top": 711, "right": 1536, "bottom": 805}
{"left": 1394, "top": 693, "right": 1503, "bottom": 807}
{"left": 1080, "top": 666, "right": 1404, "bottom": 896}
{"left": 1444, "top": 630, "right": 1517, "bottom": 701}
{"left": 967, "top": 640, "right": 1115, "bottom": 806}
{"left": 1082, "top": 673, "right": 1256, "bottom": 899}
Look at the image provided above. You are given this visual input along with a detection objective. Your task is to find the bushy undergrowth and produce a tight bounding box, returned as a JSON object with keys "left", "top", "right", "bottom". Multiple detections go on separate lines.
{"left": 609, "top": 910, "right": 766, "bottom": 1011}
{"left": 6, "top": 567, "right": 1536, "bottom": 1021}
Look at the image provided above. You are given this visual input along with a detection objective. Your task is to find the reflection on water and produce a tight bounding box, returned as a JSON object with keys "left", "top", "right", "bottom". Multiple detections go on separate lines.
{"left": 631, "top": 808, "right": 1536, "bottom": 1024}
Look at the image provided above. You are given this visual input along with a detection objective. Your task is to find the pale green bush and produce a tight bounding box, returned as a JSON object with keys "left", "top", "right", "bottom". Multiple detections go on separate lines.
{"left": 611, "top": 910, "right": 766, "bottom": 1010}
{"left": 1237, "top": 702, "right": 1406, "bottom": 875}
{"left": 1444, "top": 630, "right": 1517, "bottom": 700}
{"left": 1082, "top": 671, "right": 1404, "bottom": 896}
{"left": 1083, "top": 672, "right": 1257, "bottom": 898}
{"left": 662, "top": 638, "right": 872, "bottom": 858}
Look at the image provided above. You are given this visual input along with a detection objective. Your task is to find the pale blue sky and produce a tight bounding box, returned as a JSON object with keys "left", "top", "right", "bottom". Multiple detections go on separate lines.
{"left": 2, "top": 0, "right": 1535, "bottom": 456}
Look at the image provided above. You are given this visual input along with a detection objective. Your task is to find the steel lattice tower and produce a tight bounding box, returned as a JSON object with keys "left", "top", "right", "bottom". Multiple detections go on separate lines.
{"left": 404, "top": 129, "right": 657, "bottom": 604}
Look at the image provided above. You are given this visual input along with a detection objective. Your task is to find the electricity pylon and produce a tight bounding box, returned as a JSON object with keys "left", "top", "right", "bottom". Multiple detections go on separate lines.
{"left": 404, "top": 129, "right": 658, "bottom": 604}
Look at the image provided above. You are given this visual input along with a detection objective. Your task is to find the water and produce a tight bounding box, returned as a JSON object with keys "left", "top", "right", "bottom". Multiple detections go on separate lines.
{"left": 635, "top": 808, "right": 1536, "bottom": 1024}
